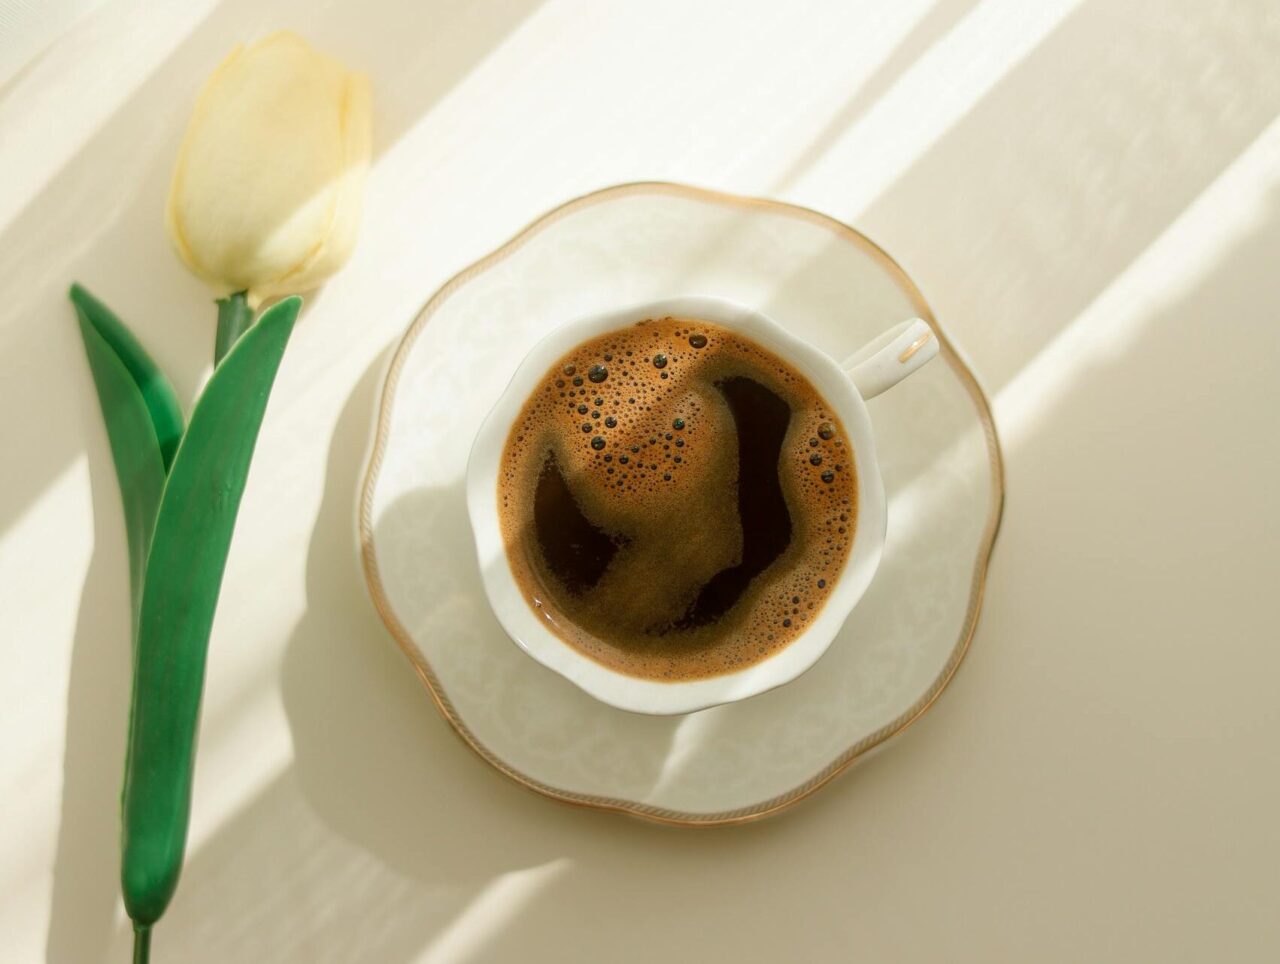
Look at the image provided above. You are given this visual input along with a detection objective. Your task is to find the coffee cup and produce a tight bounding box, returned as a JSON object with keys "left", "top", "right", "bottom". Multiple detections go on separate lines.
{"left": 466, "top": 296, "right": 937, "bottom": 714}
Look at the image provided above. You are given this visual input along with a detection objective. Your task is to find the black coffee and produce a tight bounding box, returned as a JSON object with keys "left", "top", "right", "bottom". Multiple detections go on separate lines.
{"left": 498, "top": 317, "right": 857, "bottom": 681}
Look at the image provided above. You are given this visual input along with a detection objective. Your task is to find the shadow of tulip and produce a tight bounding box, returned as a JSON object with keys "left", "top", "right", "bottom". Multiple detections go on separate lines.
{"left": 44, "top": 377, "right": 136, "bottom": 964}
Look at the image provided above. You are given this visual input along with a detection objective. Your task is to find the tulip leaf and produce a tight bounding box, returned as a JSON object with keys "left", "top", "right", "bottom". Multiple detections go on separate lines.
{"left": 75, "top": 312, "right": 167, "bottom": 634}
{"left": 70, "top": 284, "right": 185, "bottom": 470}
{"left": 120, "top": 295, "right": 298, "bottom": 928}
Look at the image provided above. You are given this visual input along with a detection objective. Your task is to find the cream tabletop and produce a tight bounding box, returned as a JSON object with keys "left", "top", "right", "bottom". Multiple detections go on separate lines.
{"left": 3, "top": 1, "right": 1278, "bottom": 961}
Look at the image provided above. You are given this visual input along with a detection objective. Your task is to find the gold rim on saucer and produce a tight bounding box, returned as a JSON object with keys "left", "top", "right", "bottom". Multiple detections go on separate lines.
{"left": 359, "top": 181, "right": 1005, "bottom": 827}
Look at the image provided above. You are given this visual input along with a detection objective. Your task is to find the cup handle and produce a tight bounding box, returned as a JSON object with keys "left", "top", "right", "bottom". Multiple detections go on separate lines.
{"left": 841, "top": 318, "right": 938, "bottom": 400}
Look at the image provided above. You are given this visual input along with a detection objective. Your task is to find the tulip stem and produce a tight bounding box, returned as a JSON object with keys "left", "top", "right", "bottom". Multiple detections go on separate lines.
{"left": 132, "top": 924, "right": 151, "bottom": 964}
{"left": 214, "top": 292, "right": 252, "bottom": 365}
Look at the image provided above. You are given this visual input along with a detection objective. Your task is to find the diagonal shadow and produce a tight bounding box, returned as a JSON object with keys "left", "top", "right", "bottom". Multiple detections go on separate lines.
{"left": 0, "top": 0, "right": 547, "bottom": 539}
{"left": 770, "top": 0, "right": 982, "bottom": 193}
{"left": 848, "top": 0, "right": 1280, "bottom": 391}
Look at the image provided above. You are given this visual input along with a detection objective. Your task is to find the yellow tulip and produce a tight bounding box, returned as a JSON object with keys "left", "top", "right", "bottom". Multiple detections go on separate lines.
{"left": 166, "top": 32, "right": 371, "bottom": 308}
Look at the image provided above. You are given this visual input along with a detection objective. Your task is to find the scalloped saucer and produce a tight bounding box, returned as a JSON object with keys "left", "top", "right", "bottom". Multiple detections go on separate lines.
{"left": 359, "top": 183, "right": 1003, "bottom": 825}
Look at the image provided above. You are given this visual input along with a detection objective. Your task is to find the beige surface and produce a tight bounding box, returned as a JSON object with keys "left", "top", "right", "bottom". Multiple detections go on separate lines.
{"left": 2, "top": 0, "right": 1278, "bottom": 961}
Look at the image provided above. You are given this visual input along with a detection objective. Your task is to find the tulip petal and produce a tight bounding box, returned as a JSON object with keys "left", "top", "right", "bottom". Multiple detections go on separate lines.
{"left": 166, "top": 33, "right": 370, "bottom": 304}
{"left": 251, "top": 67, "right": 371, "bottom": 304}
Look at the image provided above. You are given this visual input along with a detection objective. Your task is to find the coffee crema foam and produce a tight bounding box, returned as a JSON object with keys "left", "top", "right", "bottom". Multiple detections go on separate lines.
{"left": 497, "top": 317, "right": 857, "bottom": 681}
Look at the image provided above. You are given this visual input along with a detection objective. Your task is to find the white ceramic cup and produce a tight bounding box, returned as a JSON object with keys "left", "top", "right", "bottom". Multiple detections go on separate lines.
{"left": 466, "top": 296, "right": 937, "bottom": 714}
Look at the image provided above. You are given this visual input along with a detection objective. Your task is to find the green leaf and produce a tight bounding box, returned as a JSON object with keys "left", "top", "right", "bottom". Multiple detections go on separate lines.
{"left": 70, "top": 284, "right": 185, "bottom": 470}
{"left": 75, "top": 313, "right": 167, "bottom": 634}
{"left": 120, "top": 296, "right": 299, "bottom": 927}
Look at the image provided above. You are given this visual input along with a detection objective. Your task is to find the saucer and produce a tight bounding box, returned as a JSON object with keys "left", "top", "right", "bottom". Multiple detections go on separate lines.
{"left": 359, "top": 183, "right": 1003, "bottom": 825}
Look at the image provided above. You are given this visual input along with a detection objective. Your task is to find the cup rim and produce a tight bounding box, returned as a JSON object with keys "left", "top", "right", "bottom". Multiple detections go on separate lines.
{"left": 464, "top": 295, "right": 887, "bottom": 714}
